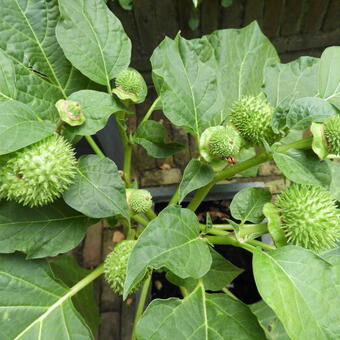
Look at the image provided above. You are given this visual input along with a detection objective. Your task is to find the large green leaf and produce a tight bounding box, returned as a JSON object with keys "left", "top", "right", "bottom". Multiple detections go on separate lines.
{"left": 0, "top": 0, "right": 91, "bottom": 119}
{"left": 286, "top": 97, "right": 337, "bottom": 130}
{"left": 253, "top": 246, "right": 340, "bottom": 340}
{"left": 319, "top": 47, "right": 340, "bottom": 110}
{"left": 230, "top": 187, "right": 271, "bottom": 224}
{"left": 178, "top": 159, "right": 214, "bottom": 203}
{"left": 134, "top": 120, "right": 184, "bottom": 158}
{"left": 63, "top": 90, "right": 125, "bottom": 137}
{"left": 208, "top": 21, "right": 279, "bottom": 112}
{"left": 151, "top": 34, "right": 225, "bottom": 138}
{"left": 263, "top": 56, "right": 319, "bottom": 108}
{"left": 63, "top": 155, "right": 128, "bottom": 219}
{"left": 250, "top": 300, "right": 289, "bottom": 340}
{"left": 0, "top": 254, "right": 93, "bottom": 340}
{"left": 0, "top": 200, "right": 95, "bottom": 259}
{"left": 166, "top": 248, "right": 243, "bottom": 292}
{"left": 124, "top": 206, "right": 212, "bottom": 298}
{"left": 136, "top": 284, "right": 266, "bottom": 339}
{"left": 0, "top": 100, "right": 55, "bottom": 155}
{"left": 273, "top": 149, "right": 331, "bottom": 188}
{"left": 56, "top": 0, "right": 131, "bottom": 86}
{"left": 50, "top": 256, "right": 100, "bottom": 335}
{"left": 0, "top": 50, "right": 16, "bottom": 101}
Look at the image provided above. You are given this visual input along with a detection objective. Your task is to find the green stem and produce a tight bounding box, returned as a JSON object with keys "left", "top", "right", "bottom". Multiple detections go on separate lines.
{"left": 168, "top": 187, "right": 180, "bottom": 206}
{"left": 141, "top": 97, "right": 160, "bottom": 123}
{"left": 145, "top": 209, "right": 157, "bottom": 220}
{"left": 206, "top": 228, "right": 229, "bottom": 237}
{"left": 211, "top": 224, "right": 235, "bottom": 230}
{"left": 132, "top": 215, "right": 149, "bottom": 227}
{"left": 237, "top": 224, "right": 268, "bottom": 239}
{"left": 180, "top": 286, "right": 189, "bottom": 298}
{"left": 205, "top": 235, "right": 255, "bottom": 253}
{"left": 187, "top": 137, "right": 313, "bottom": 211}
{"left": 132, "top": 274, "right": 152, "bottom": 340}
{"left": 222, "top": 287, "right": 238, "bottom": 300}
{"left": 120, "top": 218, "right": 134, "bottom": 240}
{"left": 85, "top": 136, "right": 105, "bottom": 158}
{"left": 247, "top": 239, "right": 276, "bottom": 251}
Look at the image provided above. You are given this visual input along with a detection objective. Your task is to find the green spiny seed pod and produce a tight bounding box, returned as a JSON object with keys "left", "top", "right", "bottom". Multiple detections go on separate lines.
{"left": 55, "top": 99, "right": 86, "bottom": 126}
{"left": 324, "top": 115, "right": 340, "bottom": 155}
{"left": 275, "top": 184, "right": 340, "bottom": 252}
{"left": 112, "top": 68, "right": 147, "bottom": 103}
{"left": 104, "top": 240, "right": 138, "bottom": 296}
{"left": 231, "top": 95, "right": 277, "bottom": 145}
{"left": 0, "top": 135, "right": 77, "bottom": 207}
{"left": 126, "top": 189, "right": 153, "bottom": 214}
{"left": 199, "top": 126, "right": 242, "bottom": 171}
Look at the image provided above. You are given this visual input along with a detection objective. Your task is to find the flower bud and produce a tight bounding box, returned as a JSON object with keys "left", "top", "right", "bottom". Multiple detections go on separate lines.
{"left": 126, "top": 189, "right": 153, "bottom": 214}
{"left": 113, "top": 68, "right": 147, "bottom": 103}
{"left": 55, "top": 99, "right": 86, "bottom": 126}
{"left": 104, "top": 240, "right": 138, "bottom": 296}
{"left": 231, "top": 95, "right": 278, "bottom": 145}
{"left": 0, "top": 135, "right": 77, "bottom": 207}
{"left": 275, "top": 184, "right": 340, "bottom": 252}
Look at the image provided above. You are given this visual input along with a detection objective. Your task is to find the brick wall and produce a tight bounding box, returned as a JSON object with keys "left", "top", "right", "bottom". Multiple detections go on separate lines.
{"left": 79, "top": 1, "right": 340, "bottom": 339}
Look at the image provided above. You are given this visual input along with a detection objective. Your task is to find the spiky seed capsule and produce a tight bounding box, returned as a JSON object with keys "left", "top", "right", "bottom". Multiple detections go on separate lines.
{"left": 104, "top": 240, "right": 138, "bottom": 296}
{"left": 324, "top": 115, "right": 340, "bottom": 155}
{"left": 0, "top": 135, "right": 77, "bottom": 207}
{"left": 275, "top": 184, "right": 340, "bottom": 252}
{"left": 126, "top": 189, "right": 153, "bottom": 214}
{"left": 231, "top": 96, "right": 277, "bottom": 145}
{"left": 113, "top": 68, "right": 147, "bottom": 104}
{"left": 207, "top": 126, "right": 242, "bottom": 158}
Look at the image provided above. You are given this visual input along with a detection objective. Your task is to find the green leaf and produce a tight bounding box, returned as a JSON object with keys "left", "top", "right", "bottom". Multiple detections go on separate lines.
{"left": 166, "top": 248, "right": 243, "bottom": 292}
{"left": 0, "top": 200, "right": 96, "bottom": 259}
{"left": 56, "top": 0, "right": 131, "bottom": 86}
{"left": 237, "top": 147, "right": 259, "bottom": 177}
{"left": 63, "top": 155, "right": 129, "bottom": 219}
{"left": 264, "top": 56, "right": 319, "bottom": 108}
{"left": 63, "top": 90, "right": 125, "bottom": 137}
{"left": 329, "top": 161, "right": 340, "bottom": 201}
{"left": 286, "top": 97, "right": 338, "bottom": 130}
{"left": 273, "top": 149, "right": 331, "bottom": 188}
{"left": 0, "top": 254, "right": 93, "bottom": 340}
{"left": 253, "top": 246, "right": 340, "bottom": 340}
{"left": 0, "top": 100, "right": 55, "bottom": 155}
{"left": 178, "top": 159, "right": 214, "bottom": 203}
{"left": 50, "top": 256, "right": 100, "bottom": 335}
{"left": 151, "top": 34, "right": 224, "bottom": 137}
{"left": 221, "top": 0, "right": 233, "bottom": 7}
{"left": 124, "top": 206, "right": 212, "bottom": 298}
{"left": 0, "top": 0, "right": 92, "bottom": 119}
{"left": 250, "top": 300, "right": 290, "bottom": 340}
{"left": 134, "top": 120, "right": 184, "bottom": 158}
{"left": 230, "top": 187, "right": 272, "bottom": 224}
{"left": 208, "top": 21, "right": 279, "bottom": 114}
{"left": 319, "top": 46, "right": 340, "bottom": 110}
{"left": 136, "top": 284, "right": 266, "bottom": 339}
{"left": 0, "top": 50, "right": 16, "bottom": 101}
{"left": 263, "top": 203, "right": 287, "bottom": 248}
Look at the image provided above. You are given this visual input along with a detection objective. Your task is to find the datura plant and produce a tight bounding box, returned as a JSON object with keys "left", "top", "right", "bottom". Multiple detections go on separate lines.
{"left": 0, "top": 1, "right": 339, "bottom": 340}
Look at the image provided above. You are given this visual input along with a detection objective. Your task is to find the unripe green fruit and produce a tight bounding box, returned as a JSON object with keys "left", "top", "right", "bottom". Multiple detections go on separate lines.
{"left": 230, "top": 95, "right": 277, "bottom": 145}
{"left": 275, "top": 184, "right": 340, "bottom": 252}
{"left": 113, "top": 68, "right": 147, "bottom": 103}
{"left": 104, "top": 240, "right": 138, "bottom": 296}
{"left": 0, "top": 135, "right": 77, "bottom": 207}
{"left": 199, "top": 126, "right": 242, "bottom": 171}
{"left": 324, "top": 115, "right": 340, "bottom": 155}
{"left": 126, "top": 189, "right": 153, "bottom": 214}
